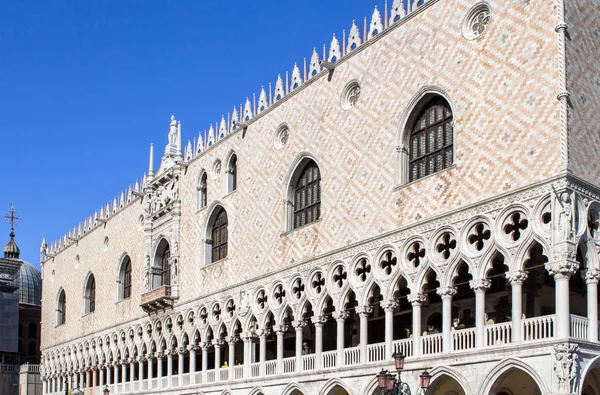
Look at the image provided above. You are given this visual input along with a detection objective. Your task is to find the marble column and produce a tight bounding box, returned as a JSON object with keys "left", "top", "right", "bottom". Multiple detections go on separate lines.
{"left": 213, "top": 339, "right": 223, "bottom": 381}
{"left": 381, "top": 300, "right": 399, "bottom": 359}
{"left": 201, "top": 342, "right": 210, "bottom": 382}
{"left": 147, "top": 354, "right": 154, "bottom": 389}
{"left": 129, "top": 357, "right": 136, "bottom": 386}
{"left": 156, "top": 353, "right": 163, "bottom": 388}
{"left": 333, "top": 311, "right": 349, "bottom": 367}
{"left": 293, "top": 320, "right": 307, "bottom": 372}
{"left": 274, "top": 325, "right": 286, "bottom": 374}
{"left": 138, "top": 356, "right": 145, "bottom": 387}
{"left": 99, "top": 367, "right": 105, "bottom": 387}
{"left": 226, "top": 336, "right": 238, "bottom": 378}
{"left": 586, "top": 269, "right": 600, "bottom": 342}
{"left": 437, "top": 287, "right": 457, "bottom": 353}
{"left": 167, "top": 351, "right": 174, "bottom": 385}
{"left": 311, "top": 316, "right": 327, "bottom": 369}
{"left": 189, "top": 346, "right": 198, "bottom": 384}
{"left": 177, "top": 347, "right": 185, "bottom": 385}
{"left": 507, "top": 271, "right": 527, "bottom": 343}
{"left": 408, "top": 293, "right": 426, "bottom": 357}
{"left": 256, "top": 331, "right": 268, "bottom": 377}
{"left": 471, "top": 279, "right": 490, "bottom": 349}
{"left": 547, "top": 260, "right": 577, "bottom": 338}
{"left": 121, "top": 359, "right": 127, "bottom": 386}
{"left": 241, "top": 333, "right": 254, "bottom": 377}
{"left": 356, "top": 306, "right": 373, "bottom": 363}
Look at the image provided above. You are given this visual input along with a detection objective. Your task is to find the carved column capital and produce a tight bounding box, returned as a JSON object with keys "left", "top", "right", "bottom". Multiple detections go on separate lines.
{"left": 292, "top": 320, "right": 307, "bottom": 330}
{"left": 407, "top": 293, "right": 427, "bottom": 306}
{"left": 585, "top": 268, "right": 600, "bottom": 284}
{"left": 332, "top": 310, "right": 350, "bottom": 322}
{"left": 155, "top": 352, "right": 164, "bottom": 359}
{"left": 436, "top": 287, "right": 457, "bottom": 299}
{"left": 188, "top": 345, "right": 200, "bottom": 352}
{"left": 311, "top": 315, "right": 328, "bottom": 326}
{"left": 273, "top": 324, "right": 288, "bottom": 335}
{"left": 256, "top": 329, "right": 271, "bottom": 338}
{"left": 356, "top": 305, "right": 373, "bottom": 316}
{"left": 546, "top": 260, "right": 579, "bottom": 280}
{"left": 506, "top": 270, "right": 528, "bottom": 285}
{"left": 200, "top": 341, "right": 211, "bottom": 351}
{"left": 380, "top": 299, "right": 399, "bottom": 312}
{"left": 225, "top": 336, "right": 240, "bottom": 344}
{"left": 213, "top": 338, "right": 225, "bottom": 348}
{"left": 177, "top": 347, "right": 186, "bottom": 355}
{"left": 470, "top": 279, "right": 490, "bottom": 292}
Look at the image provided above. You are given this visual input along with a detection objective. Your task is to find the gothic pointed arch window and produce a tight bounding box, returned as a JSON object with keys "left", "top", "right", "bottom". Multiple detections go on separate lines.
{"left": 198, "top": 171, "right": 207, "bottom": 210}
{"left": 212, "top": 208, "right": 228, "bottom": 262}
{"left": 118, "top": 255, "right": 132, "bottom": 300}
{"left": 292, "top": 160, "right": 321, "bottom": 229}
{"left": 84, "top": 274, "right": 96, "bottom": 314}
{"left": 152, "top": 239, "right": 171, "bottom": 289}
{"left": 407, "top": 95, "right": 454, "bottom": 182}
{"left": 56, "top": 289, "right": 66, "bottom": 326}
{"left": 226, "top": 153, "right": 237, "bottom": 194}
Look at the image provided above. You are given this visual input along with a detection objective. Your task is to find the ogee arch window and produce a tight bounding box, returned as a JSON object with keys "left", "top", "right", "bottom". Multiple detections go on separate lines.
{"left": 56, "top": 290, "right": 66, "bottom": 325}
{"left": 119, "top": 255, "right": 132, "bottom": 300}
{"left": 84, "top": 274, "right": 96, "bottom": 314}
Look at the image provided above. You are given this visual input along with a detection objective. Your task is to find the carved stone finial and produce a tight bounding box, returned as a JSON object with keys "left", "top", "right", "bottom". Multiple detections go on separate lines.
{"left": 368, "top": 6, "right": 383, "bottom": 39}
{"left": 328, "top": 34, "right": 341, "bottom": 62}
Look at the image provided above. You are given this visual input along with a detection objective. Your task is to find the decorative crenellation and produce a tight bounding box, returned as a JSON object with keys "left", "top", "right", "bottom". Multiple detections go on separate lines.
{"left": 42, "top": 0, "right": 434, "bottom": 263}
{"left": 181, "top": 0, "right": 434, "bottom": 160}
{"left": 43, "top": 174, "right": 147, "bottom": 259}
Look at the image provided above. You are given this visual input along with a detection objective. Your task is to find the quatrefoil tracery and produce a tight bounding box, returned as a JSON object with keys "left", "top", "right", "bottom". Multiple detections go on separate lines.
{"left": 436, "top": 233, "right": 456, "bottom": 260}
{"left": 407, "top": 243, "right": 425, "bottom": 268}
{"left": 380, "top": 251, "right": 397, "bottom": 275}
{"left": 468, "top": 223, "right": 491, "bottom": 251}
{"left": 503, "top": 212, "right": 528, "bottom": 241}
{"left": 256, "top": 289, "right": 268, "bottom": 309}
{"left": 311, "top": 272, "right": 325, "bottom": 294}
{"left": 273, "top": 284, "right": 286, "bottom": 306}
{"left": 355, "top": 258, "right": 371, "bottom": 282}
{"left": 333, "top": 265, "right": 348, "bottom": 288}
{"left": 292, "top": 278, "right": 305, "bottom": 300}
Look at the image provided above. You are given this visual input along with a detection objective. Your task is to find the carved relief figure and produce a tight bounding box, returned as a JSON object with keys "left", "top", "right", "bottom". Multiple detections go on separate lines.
{"left": 557, "top": 192, "right": 574, "bottom": 242}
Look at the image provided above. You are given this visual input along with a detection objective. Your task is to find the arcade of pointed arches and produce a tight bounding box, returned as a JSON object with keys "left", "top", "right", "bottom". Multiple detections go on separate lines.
{"left": 44, "top": 194, "right": 600, "bottom": 395}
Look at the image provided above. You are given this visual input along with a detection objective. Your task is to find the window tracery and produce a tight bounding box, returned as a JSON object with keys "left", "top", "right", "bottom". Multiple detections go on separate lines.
{"left": 293, "top": 160, "right": 321, "bottom": 229}
{"left": 85, "top": 274, "right": 96, "bottom": 314}
{"left": 409, "top": 96, "right": 453, "bottom": 182}
{"left": 211, "top": 208, "right": 228, "bottom": 263}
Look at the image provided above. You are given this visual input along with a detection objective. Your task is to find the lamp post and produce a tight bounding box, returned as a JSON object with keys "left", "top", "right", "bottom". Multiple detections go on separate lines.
{"left": 376, "top": 352, "right": 431, "bottom": 395}
{"left": 103, "top": 384, "right": 110, "bottom": 395}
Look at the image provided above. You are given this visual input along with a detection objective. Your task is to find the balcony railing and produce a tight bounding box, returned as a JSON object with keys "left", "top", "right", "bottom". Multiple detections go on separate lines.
{"left": 45, "top": 314, "right": 600, "bottom": 395}
{"left": 140, "top": 285, "right": 174, "bottom": 313}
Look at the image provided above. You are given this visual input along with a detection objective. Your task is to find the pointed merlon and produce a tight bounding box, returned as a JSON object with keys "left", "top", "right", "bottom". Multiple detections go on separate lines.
{"left": 369, "top": 6, "right": 383, "bottom": 39}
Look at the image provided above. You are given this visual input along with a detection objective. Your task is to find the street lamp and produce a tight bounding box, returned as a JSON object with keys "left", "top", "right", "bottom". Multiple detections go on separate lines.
{"left": 375, "top": 353, "right": 431, "bottom": 395}
{"left": 103, "top": 384, "right": 110, "bottom": 395}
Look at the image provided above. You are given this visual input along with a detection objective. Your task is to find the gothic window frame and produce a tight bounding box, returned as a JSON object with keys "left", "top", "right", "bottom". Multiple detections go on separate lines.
{"left": 197, "top": 170, "right": 207, "bottom": 210}
{"left": 204, "top": 204, "right": 229, "bottom": 266}
{"left": 283, "top": 154, "right": 322, "bottom": 232}
{"left": 118, "top": 254, "right": 132, "bottom": 301}
{"left": 397, "top": 87, "right": 456, "bottom": 186}
{"left": 152, "top": 238, "right": 171, "bottom": 289}
{"left": 56, "top": 289, "right": 66, "bottom": 326}
{"left": 225, "top": 152, "right": 237, "bottom": 195}
{"left": 84, "top": 273, "right": 96, "bottom": 315}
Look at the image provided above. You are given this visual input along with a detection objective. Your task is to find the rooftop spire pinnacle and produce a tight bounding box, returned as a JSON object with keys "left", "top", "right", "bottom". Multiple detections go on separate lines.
{"left": 3, "top": 203, "right": 21, "bottom": 259}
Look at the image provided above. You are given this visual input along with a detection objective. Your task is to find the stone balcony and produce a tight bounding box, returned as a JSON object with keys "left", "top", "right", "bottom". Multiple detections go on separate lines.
{"left": 140, "top": 286, "right": 173, "bottom": 313}
{"left": 44, "top": 314, "right": 599, "bottom": 395}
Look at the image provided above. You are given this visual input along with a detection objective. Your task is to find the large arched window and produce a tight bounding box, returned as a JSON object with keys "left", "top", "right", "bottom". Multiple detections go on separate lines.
{"left": 56, "top": 290, "right": 66, "bottom": 326}
{"left": 293, "top": 160, "right": 321, "bottom": 229}
{"left": 119, "top": 255, "right": 132, "bottom": 300}
{"left": 408, "top": 96, "right": 454, "bottom": 182}
{"left": 84, "top": 274, "right": 96, "bottom": 314}
{"left": 226, "top": 153, "right": 237, "bottom": 194}
{"left": 198, "top": 171, "right": 207, "bottom": 210}
{"left": 212, "top": 208, "right": 228, "bottom": 262}
{"left": 161, "top": 247, "right": 171, "bottom": 287}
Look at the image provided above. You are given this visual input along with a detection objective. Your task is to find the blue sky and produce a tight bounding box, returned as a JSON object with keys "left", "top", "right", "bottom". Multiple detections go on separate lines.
{"left": 1, "top": 0, "right": 395, "bottom": 267}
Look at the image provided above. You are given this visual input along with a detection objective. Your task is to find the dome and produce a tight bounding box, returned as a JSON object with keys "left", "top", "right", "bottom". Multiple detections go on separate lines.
{"left": 17, "top": 261, "right": 41, "bottom": 306}
{"left": 4, "top": 230, "right": 20, "bottom": 259}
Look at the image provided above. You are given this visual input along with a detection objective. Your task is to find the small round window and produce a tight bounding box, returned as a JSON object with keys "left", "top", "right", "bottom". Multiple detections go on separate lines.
{"left": 462, "top": 2, "right": 492, "bottom": 40}
{"left": 341, "top": 80, "right": 361, "bottom": 111}
{"left": 273, "top": 124, "right": 290, "bottom": 150}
